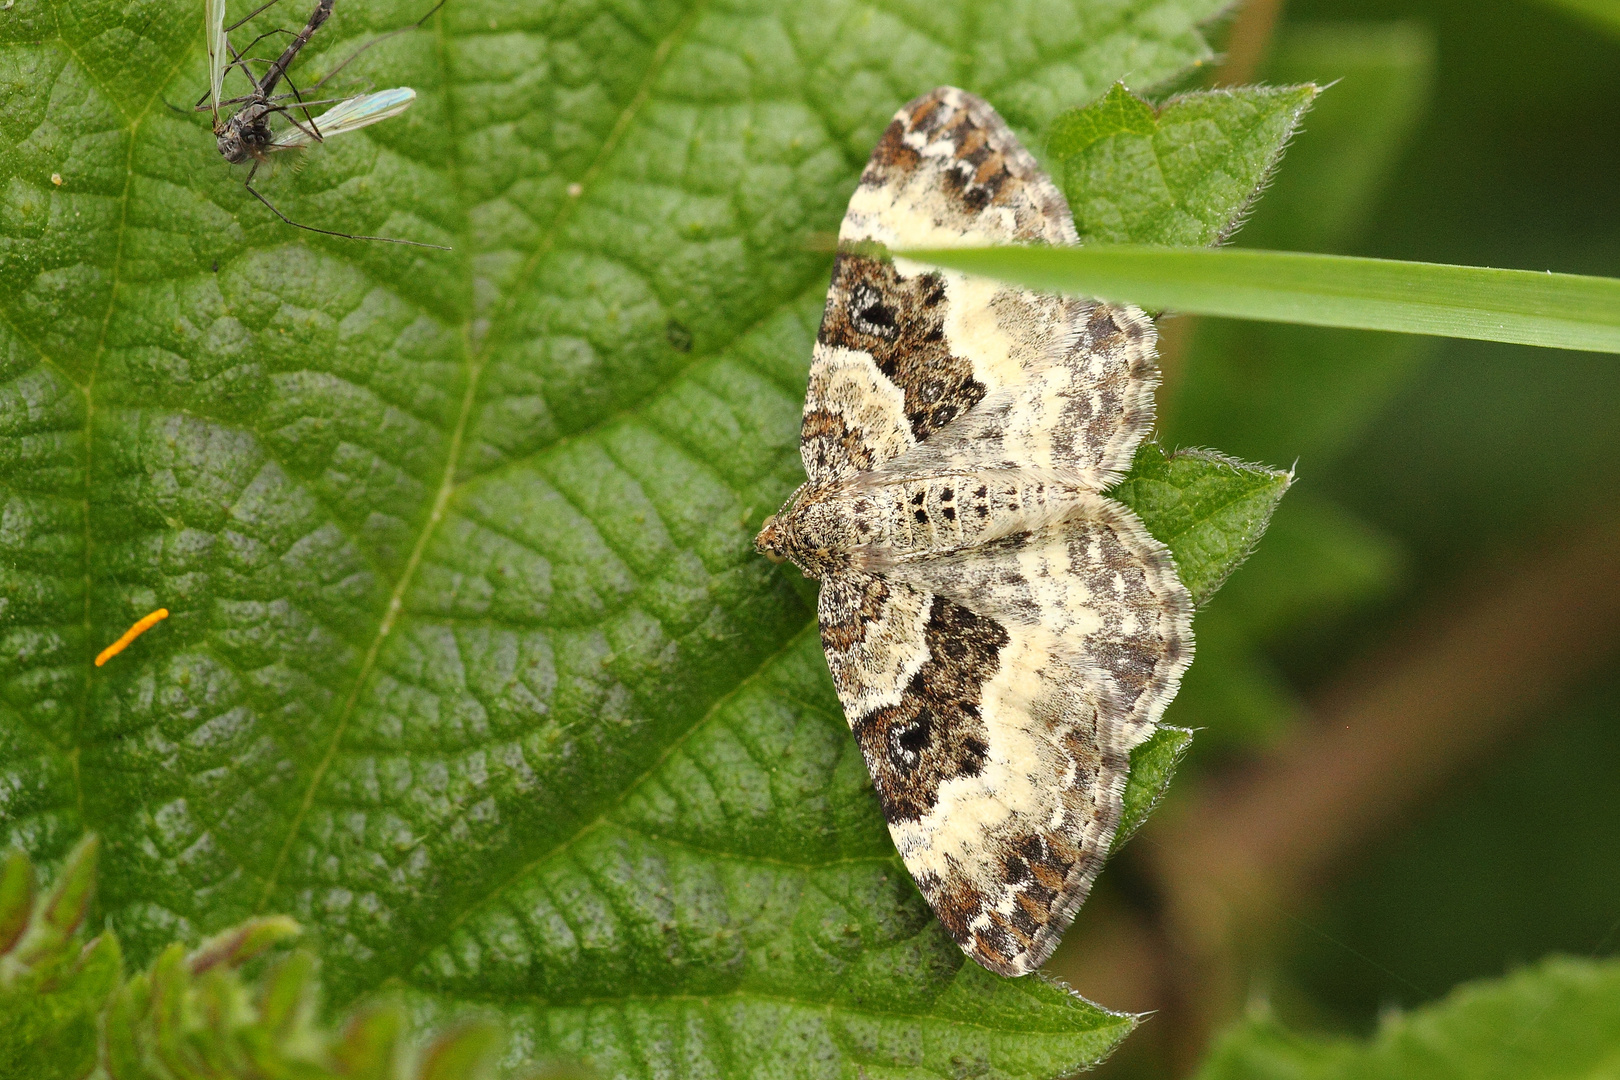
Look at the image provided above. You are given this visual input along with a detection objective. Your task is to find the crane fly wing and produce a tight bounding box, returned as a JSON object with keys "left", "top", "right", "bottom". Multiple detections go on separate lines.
{"left": 271, "top": 87, "right": 417, "bottom": 147}
{"left": 205, "top": 0, "right": 229, "bottom": 115}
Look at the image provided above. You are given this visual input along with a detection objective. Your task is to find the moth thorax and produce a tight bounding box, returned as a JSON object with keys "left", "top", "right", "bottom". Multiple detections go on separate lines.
{"left": 754, "top": 490, "right": 859, "bottom": 579}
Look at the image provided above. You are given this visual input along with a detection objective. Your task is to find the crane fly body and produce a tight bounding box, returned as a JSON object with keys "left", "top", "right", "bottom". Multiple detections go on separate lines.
{"left": 198, "top": 0, "right": 447, "bottom": 247}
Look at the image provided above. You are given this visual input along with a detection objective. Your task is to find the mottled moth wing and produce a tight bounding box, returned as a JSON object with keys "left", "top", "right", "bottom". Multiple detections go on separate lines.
{"left": 800, "top": 86, "right": 1159, "bottom": 492}
{"left": 889, "top": 494, "right": 1194, "bottom": 744}
{"left": 783, "top": 87, "right": 1193, "bottom": 977}
{"left": 821, "top": 496, "right": 1191, "bottom": 976}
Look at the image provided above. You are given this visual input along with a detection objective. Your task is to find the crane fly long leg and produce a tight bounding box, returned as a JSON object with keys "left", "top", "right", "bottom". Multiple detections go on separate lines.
{"left": 241, "top": 162, "right": 449, "bottom": 249}
{"left": 270, "top": 68, "right": 325, "bottom": 143}
{"left": 225, "top": 28, "right": 300, "bottom": 81}
{"left": 225, "top": 0, "right": 288, "bottom": 33}
{"left": 302, "top": 0, "right": 445, "bottom": 94}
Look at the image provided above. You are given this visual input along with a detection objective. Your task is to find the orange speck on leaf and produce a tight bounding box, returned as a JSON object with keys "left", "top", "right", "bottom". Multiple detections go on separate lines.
{"left": 95, "top": 609, "right": 169, "bottom": 667}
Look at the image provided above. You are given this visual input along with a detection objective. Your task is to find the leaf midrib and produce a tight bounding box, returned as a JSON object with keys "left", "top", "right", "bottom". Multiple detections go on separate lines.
{"left": 250, "top": 0, "right": 716, "bottom": 921}
{"left": 421, "top": 986, "right": 1131, "bottom": 1041}
{"left": 72, "top": 26, "right": 198, "bottom": 828}
{"left": 386, "top": 621, "right": 819, "bottom": 988}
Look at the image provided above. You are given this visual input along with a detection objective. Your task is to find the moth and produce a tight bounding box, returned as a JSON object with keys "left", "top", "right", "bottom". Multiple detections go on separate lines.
{"left": 200, "top": 0, "right": 446, "bottom": 248}
{"left": 756, "top": 87, "right": 1194, "bottom": 976}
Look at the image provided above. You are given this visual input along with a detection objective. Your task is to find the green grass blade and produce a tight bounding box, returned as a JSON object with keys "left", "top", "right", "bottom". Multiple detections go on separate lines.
{"left": 896, "top": 245, "right": 1620, "bottom": 354}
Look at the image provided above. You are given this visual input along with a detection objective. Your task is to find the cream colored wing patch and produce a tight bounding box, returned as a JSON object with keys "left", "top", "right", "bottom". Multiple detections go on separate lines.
{"left": 758, "top": 86, "right": 1194, "bottom": 978}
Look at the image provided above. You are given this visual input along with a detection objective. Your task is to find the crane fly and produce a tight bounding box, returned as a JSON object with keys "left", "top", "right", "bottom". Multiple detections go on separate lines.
{"left": 200, "top": 0, "right": 448, "bottom": 248}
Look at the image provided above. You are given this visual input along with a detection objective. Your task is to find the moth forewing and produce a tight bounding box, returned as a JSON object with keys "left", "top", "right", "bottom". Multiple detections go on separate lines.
{"left": 270, "top": 87, "right": 416, "bottom": 148}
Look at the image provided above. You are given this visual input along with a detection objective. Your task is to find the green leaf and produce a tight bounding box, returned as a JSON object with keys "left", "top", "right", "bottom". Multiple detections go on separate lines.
{"left": 1113, "top": 726, "right": 1193, "bottom": 854}
{"left": 99, "top": 937, "right": 512, "bottom": 1080}
{"left": 0, "top": 848, "right": 31, "bottom": 952}
{"left": 1049, "top": 83, "right": 1318, "bottom": 246}
{"left": 0, "top": 840, "right": 513, "bottom": 1079}
{"left": 185, "top": 913, "right": 302, "bottom": 973}
{"left": 1235, "top": 22, "right": 1435, "bottom": 254}
{"left": 1195, "top": 956, "right": 1620, "bottom": 1080}
{"left": 1109, "top": 444, "right": 1293, "bottom": 607}
{"left": 10, "top": 832, "right": 98, "bottom": 968}
{"left": 416, "top": 1022, "right": 505, "bottom": 1080}
{"left": 896, "top": 245, "right": 1620, "bottom": 353}
{"left": 0, "top": 0, "right": 1249, "bottom": 1076}
{"left": 1, "top": 933, "right": 122, "bottom": 1080}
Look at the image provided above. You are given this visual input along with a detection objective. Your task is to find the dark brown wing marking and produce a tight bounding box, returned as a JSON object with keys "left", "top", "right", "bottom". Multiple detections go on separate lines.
{"left": 893, "top": 496, "right": 1193, "bottom": 737}
{"left": 816, "top": 254, "right": 987, "bottom": 445}
{"left": 846, "top": 593, "right": 1005, "bottom": 823}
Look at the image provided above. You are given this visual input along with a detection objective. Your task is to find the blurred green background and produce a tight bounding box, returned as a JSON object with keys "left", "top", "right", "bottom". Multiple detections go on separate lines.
{"left": 1273, "top": 0, "right": 1620, "bottom": 1023}
{"left": 1046, "top": 0, "right": 1620, "bottom": 1071}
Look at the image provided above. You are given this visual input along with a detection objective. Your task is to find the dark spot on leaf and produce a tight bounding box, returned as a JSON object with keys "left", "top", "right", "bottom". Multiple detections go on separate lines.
{"left": 666, "top": 319, "right": 693, "bottom": 352}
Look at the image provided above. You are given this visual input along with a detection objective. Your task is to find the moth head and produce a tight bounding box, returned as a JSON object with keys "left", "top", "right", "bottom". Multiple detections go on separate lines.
{"left": 755, "top": 513, "right": 786, "bottom": 563}
{"left": 754, "top": 485, "right": 832, "bottom": 578}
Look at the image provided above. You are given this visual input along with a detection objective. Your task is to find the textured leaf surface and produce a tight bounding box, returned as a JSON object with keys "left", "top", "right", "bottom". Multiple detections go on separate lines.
{"left": 1195, "top": 957, "right": 1620, "bottom": 1080}
{"left": 1048, "top": 83, "right": 1318, "bottom": 247}
{"left": 0, "top": 0, "right": 1249, "bottom": 1076}
{"left": 1110, "top": 445, "right": 1292, "bottom": 607}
